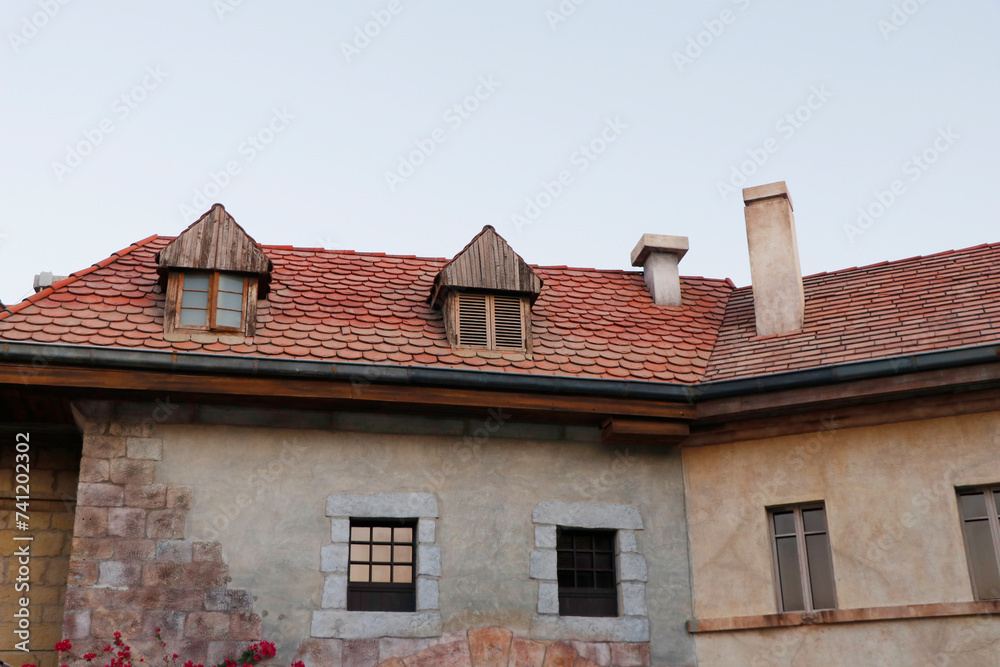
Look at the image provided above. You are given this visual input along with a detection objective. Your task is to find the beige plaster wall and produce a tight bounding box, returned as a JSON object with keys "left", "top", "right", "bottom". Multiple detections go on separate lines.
{"left": 684, "top": 411, "right": 1000, "bottom": 665}
{"left": 152, "top": 417, "right": 695, "bottom": 665}
{"left": 696, "top": 615, "right": 1000, "bottom": 667}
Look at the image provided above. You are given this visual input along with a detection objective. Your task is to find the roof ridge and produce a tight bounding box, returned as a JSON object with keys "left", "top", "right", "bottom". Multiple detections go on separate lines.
{"left": 0, "top": 235, "right": 161, "bottom": 321}
{"left": 801, "top": 240, "right": 999, "bottom": 281}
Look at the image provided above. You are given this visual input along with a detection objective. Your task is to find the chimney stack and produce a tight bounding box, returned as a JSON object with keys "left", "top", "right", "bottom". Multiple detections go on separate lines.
{"left": 630, "top": 234, "right": 689, "bottom": 306}
{"left": 743, "top": 181, "right": 804, "bottom": 336}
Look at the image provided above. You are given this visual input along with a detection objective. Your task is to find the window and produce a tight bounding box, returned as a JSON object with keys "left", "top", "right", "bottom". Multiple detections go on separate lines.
{"left": 557, "top": 528, "right": 618, "bottom": 617}
{"left": 347, "top": 519, "right": 417, "bottom": 612}
{"left": 177, "top": 271, "right": 247, "bottom": 330}
{"left": 768, "top": 503, "right": 836, "bottom": 612}
{"left": 455, "top": 292, "right": 526, "bottom": 350}
{"left": 958, "top": 486, "right": 1000, "bottom": 600}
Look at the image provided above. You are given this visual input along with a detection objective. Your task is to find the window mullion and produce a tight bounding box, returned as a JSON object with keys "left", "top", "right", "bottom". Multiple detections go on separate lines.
{"left": 486, "top": 294, "right": 496, "bottom": 349}
{"left": 208, "top": 272, "right": 219, "bottom": 328}
{"left": 795, "top": 507, "right": 813, "bottom": 611}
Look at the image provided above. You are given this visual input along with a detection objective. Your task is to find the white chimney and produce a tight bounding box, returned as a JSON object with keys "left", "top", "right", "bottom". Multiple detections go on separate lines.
{"left": 630, "top": 234, "right": 689, "bottom": 306}
{"left": 743, "top": 181, "right": 804, "bottom": 335}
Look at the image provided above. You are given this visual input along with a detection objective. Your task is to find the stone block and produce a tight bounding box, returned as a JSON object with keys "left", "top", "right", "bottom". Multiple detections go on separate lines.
{"left": 321, "top": 544, "right": 349, "bottom": 573}
{"left": 193, "top": 540, "right": 225, "bottom": 562}
{"left": 92, "top": 609, "right": 142, "bottom": 637}
{"left": 416, "top": 577, "right": 438, "bottom": 610}
{"left": 78, "top": 482, "right": 124, "bottom": 507}
{"left": 62, "top": 610, "right": 91, "bottom": 639}
{"left": 230, "top": 611, "right": 262, "bottom": 640}
{"left": 142, "top": 609, "right": 185, "bottom": 639}
{"left": 114, "top": 538, "right": 156, "bottom": 561}
{"left": 167, "top": 486, "right": 192, "bottom": 509}
{"left": 31, "top": 530, "right": 65, "bottom": 556}
{"left": 109, "top": 507, "right": 148, "bottom": 538}
{"left": 531, "top": 616, "right": 649, "bottom": 643}
{"left": 417, "top": 546, "right": 441, "bottom": 576}
{"left": 377, "top": 660, "right": 405, "bottom": 667}
{"left": 110, "top": 458, "right": 155, "bottom": 485}
{"left": 618, "top": 554, "right": 647, "bottom": 583}
{"left": 468, "top": 626, "right": 512, "bottom": 667}
{"left": 126, "top": 437, "right": 163, "bottom": 460}
{"left": 616, "top": 531, "right": 637, "bottom": 554}
{"left": 122, "top": 587, "right": 167, "bottom": 610}
{"left": 331, "top": 518, "right": 351, "bottom": 543}
{"left": 82, "top": 435, "right": 126, "bottom": 459}
{"left": 535, "top": 525, "right": 557, "bottom": 548}
{"left": 326, "top": 492, "right": 438, "bottom": 518}
{"left": 620, "top": 583, "right": 646, "bottom": 617}
{"left": 529, "top": 550, "right": 556, "bottom": 580}
{"left": 142, "top": 562, "right": 186, "bottom": 588}
{"left": 417, "top": 518, "right": 435, "bottom": 544}
{"left": 110, "top": 423, "right": 153, "bottom": 437}
{"left": 164, "top": 588, "right": 205, "bottom": 610}
{"left": 569, "top": 642, "right": 610, "bottom": 666}
{"left": 68, "top": 558, "right": 98, "bottom": 586}
{"left": 532, "top": 501, "right": 642, "bottom": 530}
{"left": 185, "top": 562, "right": 230, "bottom": 589}
{"left": 608, "top": 643, "right": 649, "bottom": 667}
{"left": 147, "top": 509, "right": 186, "bottom": 539}
{"left": 156, "top": 539, "right": 193, "bottom": 562}
{"left": 98, "top": 560, "right": 143, "bottom": 587}
{"left": 292, "top": 638, "right": 344, "bottom": 667}
{"left": 185, "top": 611, "right": 231, "bottom": 640}
{"left": 542, "top": 642, "right": 577, "bottom": 667}
{"left": 403, "top": 640, "right": 471, "bottom": 667}
{"left": 510, "top": 638, "right": 548, "bottom": 667}
{"left": 125, "top": 484, "right": 167, "bottom": 508}
{"left": 322, "top": 574, "right": 347, "bottom": 609}
{"left": 73, "top": 506, "right": 108, "bottom": 537}
{"left": 311, "top": 610, "right": 442, "bottom": 639}
{"left": 208, "top": 640, "right": 254, "bottom": 665}
{"left": 79, "top": 456, "right": 110, "bottom": 482}
{"left": 343, "top": 638, "right": 379, "bottom": 667}
{"left": 538, "top": 582, "right": 559, "bottom": 614}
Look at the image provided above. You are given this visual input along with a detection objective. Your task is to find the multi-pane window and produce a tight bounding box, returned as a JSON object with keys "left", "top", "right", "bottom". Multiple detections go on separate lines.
{"left": 957, "top": 487, "right": 1000, "bottom": 600}
{"left": 768, "top": 503, "right": 836, "bottom": 612}
{"left": 455, "top": 292, "right": 526, "bottom": 350}
{"left": 178, "top": 271, "right": 246, "bottom": 330}
{"left": 347, "top": 520, "right": 416, "bottom": 612}
{"left": 556, "top": 528, "right": 618, "bottom": 617}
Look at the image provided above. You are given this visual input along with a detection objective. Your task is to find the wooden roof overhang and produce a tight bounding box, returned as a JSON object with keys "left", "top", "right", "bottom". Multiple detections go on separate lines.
{"left": 3, "top": 342, "right": 1000, "bottom": 447}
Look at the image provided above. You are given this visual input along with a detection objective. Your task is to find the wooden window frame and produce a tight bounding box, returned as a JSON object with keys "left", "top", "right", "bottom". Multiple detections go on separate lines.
{"left": 556, "top": 527, "right": 619, "bottom": 618}
{"left": 957, "top": 485, "right": 1000, "bottom": 600}
{"left": 164, "top": 271, "right": 257, "bottom": 336}
{"left": 346, "top": 518, "right": 417, "bottom": 613}
{"left": 449, "top": 291, "right": 530, "bottom": 352}
{"left": 767, "top": 502, "right": 837, "bottom": 613}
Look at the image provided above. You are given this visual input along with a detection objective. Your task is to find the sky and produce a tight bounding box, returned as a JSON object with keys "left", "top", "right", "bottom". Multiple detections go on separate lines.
{"left": 1, "top": 1, "right": 998, "bottom": 306}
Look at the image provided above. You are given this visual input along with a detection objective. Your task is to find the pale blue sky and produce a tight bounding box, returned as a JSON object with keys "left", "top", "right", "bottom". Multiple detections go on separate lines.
{"left": 2, "top": 1, "right": 998, "bottom": 305}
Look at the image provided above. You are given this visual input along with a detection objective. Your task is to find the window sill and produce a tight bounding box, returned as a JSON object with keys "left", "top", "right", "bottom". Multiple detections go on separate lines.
{"left": 311, "top": 610, "right": 441, "bottom": 639}
{"left": 687, "top": 600, "right": 1000, "bottom": 633}
{"left": 163, "top": 331, "right": 249, "bottom": 344}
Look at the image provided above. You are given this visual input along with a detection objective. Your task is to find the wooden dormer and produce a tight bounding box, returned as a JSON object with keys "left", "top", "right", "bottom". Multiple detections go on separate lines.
{"left": 430, "top": 225, "right": 543, "bottom": 352}
{"left": 156, "top": 204, "right": 272, "bottom": 341}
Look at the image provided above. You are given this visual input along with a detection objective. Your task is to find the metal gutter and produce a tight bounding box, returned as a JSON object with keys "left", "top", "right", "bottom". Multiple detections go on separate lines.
{"left": 1, "top": 340, "right": 999, "bottom": 404}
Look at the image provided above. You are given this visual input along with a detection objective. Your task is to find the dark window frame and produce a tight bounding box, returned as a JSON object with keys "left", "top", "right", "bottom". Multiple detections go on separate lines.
{"left": 767, "top": 502, "right": 837, "bottom": 613}
{"left": 347, "top": 518, "right": 417, "bottom": 613}
{"left": 556, "top": 527, "right": 618, "bottom": 618}
{"left": 175, "top": 270, "right": 248, "bottom": 333}
{"left": 957, "top": 485, "right": 1000, "bottom": 600}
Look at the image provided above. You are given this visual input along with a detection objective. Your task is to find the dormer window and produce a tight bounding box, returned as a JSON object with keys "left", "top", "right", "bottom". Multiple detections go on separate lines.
{"left": 455, "top": 292, "right": 528, "bottom": 350}
{"left": 157, "top": 204, "right": 272, "bottom": 342}
{"left": 429, "top": 225, "right": 542, "bottom": 354}
{"left": 177, "top": 271, "right": 247, "bottom": 330}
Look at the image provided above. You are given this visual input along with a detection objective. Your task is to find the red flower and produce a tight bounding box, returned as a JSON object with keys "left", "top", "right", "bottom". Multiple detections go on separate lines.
{"left": 55, "top": 639, "right": 73, "bottom": 652}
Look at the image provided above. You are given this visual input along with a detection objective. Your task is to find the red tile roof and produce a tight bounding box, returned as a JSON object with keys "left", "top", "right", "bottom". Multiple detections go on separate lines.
{"left": 1, "top": 236, "right": 998, "bottom": 383}
{"left": 705, "top": 243, "right": 1000, "bottom": 381}
{"left": 0, "top": 236, "right": 732, "bottom": 382}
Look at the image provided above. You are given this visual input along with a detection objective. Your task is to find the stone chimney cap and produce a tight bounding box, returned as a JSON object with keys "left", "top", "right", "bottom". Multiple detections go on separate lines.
{"left": 630, "top": 234, "right": 689, "bottom": 267}
{"left": 743, "top": 181, "right": 793, "bottom": 210}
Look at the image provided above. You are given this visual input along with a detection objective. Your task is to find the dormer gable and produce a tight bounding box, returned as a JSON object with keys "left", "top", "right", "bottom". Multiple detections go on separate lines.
{"left": 156, "top": 204, "right": 272, "bottom": 340}
{"left": 430, "top": 225, "right": 542, "bottom": 352}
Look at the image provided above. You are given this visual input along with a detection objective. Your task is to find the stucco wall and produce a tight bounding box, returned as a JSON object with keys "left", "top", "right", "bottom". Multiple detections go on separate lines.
{"left": 152, "top": 410, "right": 696, "bottom": 666}
{"left": 683, "top": 411, "right": 1000, "bottom": 665}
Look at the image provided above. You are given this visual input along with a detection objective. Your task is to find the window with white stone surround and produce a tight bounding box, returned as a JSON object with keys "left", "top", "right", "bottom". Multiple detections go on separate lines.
{"left": 310, "top": 493, "right": 442, "bottom": 639}
{"left": 529, "top": 500, "right": 650, "bottom": 642}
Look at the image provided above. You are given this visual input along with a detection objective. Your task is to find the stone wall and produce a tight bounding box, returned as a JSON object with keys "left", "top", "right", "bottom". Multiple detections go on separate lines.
{"left": 0, "top": 436, "right": 79, "bottom": 667}
{"left": 294, "top": 626, "right": 651, "bottom": 667}
{"left": 62, "top": 420, "right": 263, "bottom": 666}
